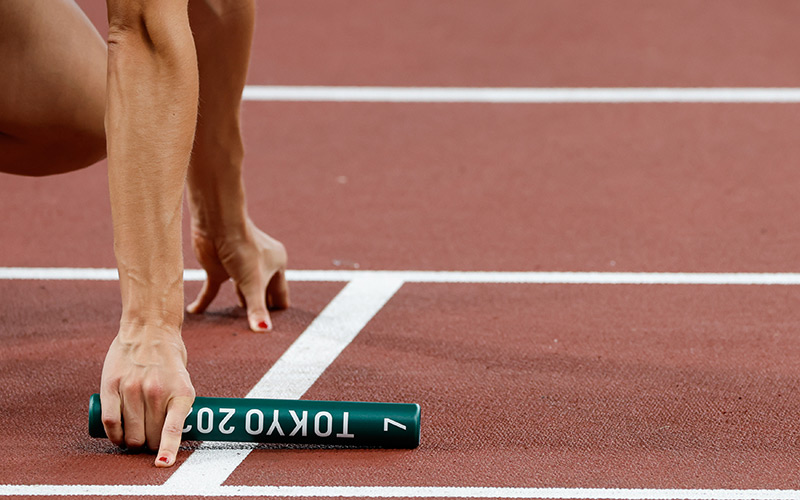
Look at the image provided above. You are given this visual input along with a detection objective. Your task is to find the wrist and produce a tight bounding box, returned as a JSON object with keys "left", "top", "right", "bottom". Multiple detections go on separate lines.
{"left": 117, "top": 319, "right": 183, "bottom": 341}
{"left": 119, "top": 307, "right": 184, "bottom": 335}
{"left": 188, "top": 183, "right": 249, "bottom": 239}
{"left": 187, "top": 125, "right": 249, "bottom": 234}
{"left": 188, "top": 191, "right": 247, "bottom": 235}
{"left": 117, "top": 269, "right": 184, "bottom": 333}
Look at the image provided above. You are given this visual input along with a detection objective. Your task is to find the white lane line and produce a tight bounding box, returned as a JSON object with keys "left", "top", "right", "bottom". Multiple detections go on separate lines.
{"left": 163, "top": 275, "right": 405, "bottom": 490}
{"left": 286, "top": 270, "right": 800, "bottom": 285}
{"left": 0, "top": 267, "right": 122, "bottom": 280}
{"left": 242, "top": 86, "right": 800, "bottom": 103}
{"left": 4, "top": 267, "right": 800, "bottom": 285}
{"left": 1, "top": 485, "right": 799, "bottom": 498}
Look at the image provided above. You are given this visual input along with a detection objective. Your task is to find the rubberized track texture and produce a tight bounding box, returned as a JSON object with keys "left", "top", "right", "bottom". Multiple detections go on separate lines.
{"left": 3, "top": 1, "right": 800, "bottom": 499}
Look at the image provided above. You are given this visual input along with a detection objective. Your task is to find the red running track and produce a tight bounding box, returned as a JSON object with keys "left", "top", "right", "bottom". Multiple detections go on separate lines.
{"left": 2, "top": 1, "right": 800, "bottom": 498}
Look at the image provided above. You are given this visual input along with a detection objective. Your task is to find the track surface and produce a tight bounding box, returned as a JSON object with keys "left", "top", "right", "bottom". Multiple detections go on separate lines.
{"left": 2, "top": 1, "right": 800, "bottom": 499}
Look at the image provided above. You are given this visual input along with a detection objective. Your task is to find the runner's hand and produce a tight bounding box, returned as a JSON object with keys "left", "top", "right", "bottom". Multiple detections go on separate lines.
{"left": 99, "top": 325, "right": 195, "bottom": 467}
{"left": 187, "top": 217, "right": 290, "bottom": 332}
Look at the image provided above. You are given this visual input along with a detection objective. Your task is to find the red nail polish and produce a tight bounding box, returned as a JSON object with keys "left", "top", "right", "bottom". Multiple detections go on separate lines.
{"left": 158, "top": 456, "right": 169, "bottom": 463}
{"left": 258, "top": 321, "right": 269, "bottom": 330}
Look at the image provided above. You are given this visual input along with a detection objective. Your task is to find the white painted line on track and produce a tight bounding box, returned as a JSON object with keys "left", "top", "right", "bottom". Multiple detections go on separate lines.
{"left": 242, "top": 86, "right": 800, "bottom": 103}
{"left": 244, "top": 275, "right": 405, "bottom": 400}
{"left": 4, "top": 267, "right": 800, "bottom": 285}
{"left": 286, "top": 270, "right": 800, "bottom": 285}
{"left": 163, "top": 275, "right": 405, "bottom": 490}
{"left": 1, "top": 484, "right": 800, "bottom": 499}
{"left": 0, "top": 267, "right": 122, "bottom": 280}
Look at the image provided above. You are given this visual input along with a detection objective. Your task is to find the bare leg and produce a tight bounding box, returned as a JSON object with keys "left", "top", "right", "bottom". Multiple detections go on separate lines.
{"left": 0, "top": 0, "right": 106, "bottom": 176}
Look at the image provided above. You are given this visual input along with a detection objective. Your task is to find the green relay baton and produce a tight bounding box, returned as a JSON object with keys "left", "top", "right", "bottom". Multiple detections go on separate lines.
{"left": 89, "top": 394, "right": 420, "bottom": 448}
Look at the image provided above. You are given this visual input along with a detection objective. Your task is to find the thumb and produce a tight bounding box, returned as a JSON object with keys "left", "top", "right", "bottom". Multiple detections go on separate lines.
{"left": 186, "top": 275, "right": 223, "bottom": 314}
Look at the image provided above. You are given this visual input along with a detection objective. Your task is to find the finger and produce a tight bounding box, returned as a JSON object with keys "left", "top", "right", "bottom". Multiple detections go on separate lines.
{"left": 235, "top": 284, "right": 246, "bottom": 308}
{"left": 121, "top": 388, "right": 146, "bottom": 449}
{"left": 100, "top": 388, "right": 124, "bottom": 446}
{"left": 186, "top": 275, "right": 223, "bottom": 314}
{"left": 266, "top": 270, "right": 290, "bottom": 310}
{"left": 144, "top": 384, "right": 167, "bottom": 452}
{"left": 240, "top": 278, "right": 271, "bottom": 332}
{"left": 155, "top": 395, "right": 194, "bottom": 467}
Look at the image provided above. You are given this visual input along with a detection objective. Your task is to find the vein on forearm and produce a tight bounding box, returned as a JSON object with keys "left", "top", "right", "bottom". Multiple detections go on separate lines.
{"left": 105, "top": 6, "right": 198, "bottom": 325}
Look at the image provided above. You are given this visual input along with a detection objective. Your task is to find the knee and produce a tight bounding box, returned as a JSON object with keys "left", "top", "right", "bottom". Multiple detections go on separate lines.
{"left": 66, "top": 126, "right": 107, "bottom": 174}
{"left": 191, "top": 0, "right": 254, "bottom": 18}
{"left": 0, "top": 128, "right": 106, "bottom": 177}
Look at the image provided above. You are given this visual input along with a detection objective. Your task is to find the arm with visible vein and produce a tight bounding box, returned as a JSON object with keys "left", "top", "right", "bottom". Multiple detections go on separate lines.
{"left": 101, "top": 0, "right": 197, "bottom": 468}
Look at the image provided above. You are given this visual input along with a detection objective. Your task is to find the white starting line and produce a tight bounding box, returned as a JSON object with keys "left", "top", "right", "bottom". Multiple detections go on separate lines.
{"left": 2, "top": 266, "right": 798, "bottom": 498}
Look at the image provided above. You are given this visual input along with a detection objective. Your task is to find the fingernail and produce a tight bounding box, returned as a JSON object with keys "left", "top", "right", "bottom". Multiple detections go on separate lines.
{"left": 258, "top": 321, "right": 270, "bottom": 331}
{"left": 158, "top": 456, "right": 169, "bottom": 464}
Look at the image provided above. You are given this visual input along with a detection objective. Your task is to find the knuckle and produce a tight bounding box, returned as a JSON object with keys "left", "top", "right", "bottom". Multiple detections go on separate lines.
{"left": 125, "top": 436, "right": 146, "bottom": 448}
{"left": 182, "top": 385, "right": 196, "bottom": 400}
{"left": 273, "top": 242, "right": 288, "bottom": 267}
{"left": 119, "top": 379, "right": 142, "bottom": 397}
{"left": 171, "top": 386, "right": 195, "bottom": 406}
{"left": 142, "top": 380, "right": 165, "bottom": 401}
{"left": 101, "top": 413, "right": 121, "bottom": 428}
{"left": 162, "top": 421, "right": 184, "bottom": 437}
{"left": 101, "top": 375, "right": 122, "bottom": 391}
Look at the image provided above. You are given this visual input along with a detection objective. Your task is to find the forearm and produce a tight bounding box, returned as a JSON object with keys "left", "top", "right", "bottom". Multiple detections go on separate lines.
{"left": 105, "top": 2, "right": 198, "bottom": 328}
{"left": 186, "top": 0, "right": 255, "bottom": 235}
{"left": 181, "top": 1, "right": 288, "bottom": 331}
